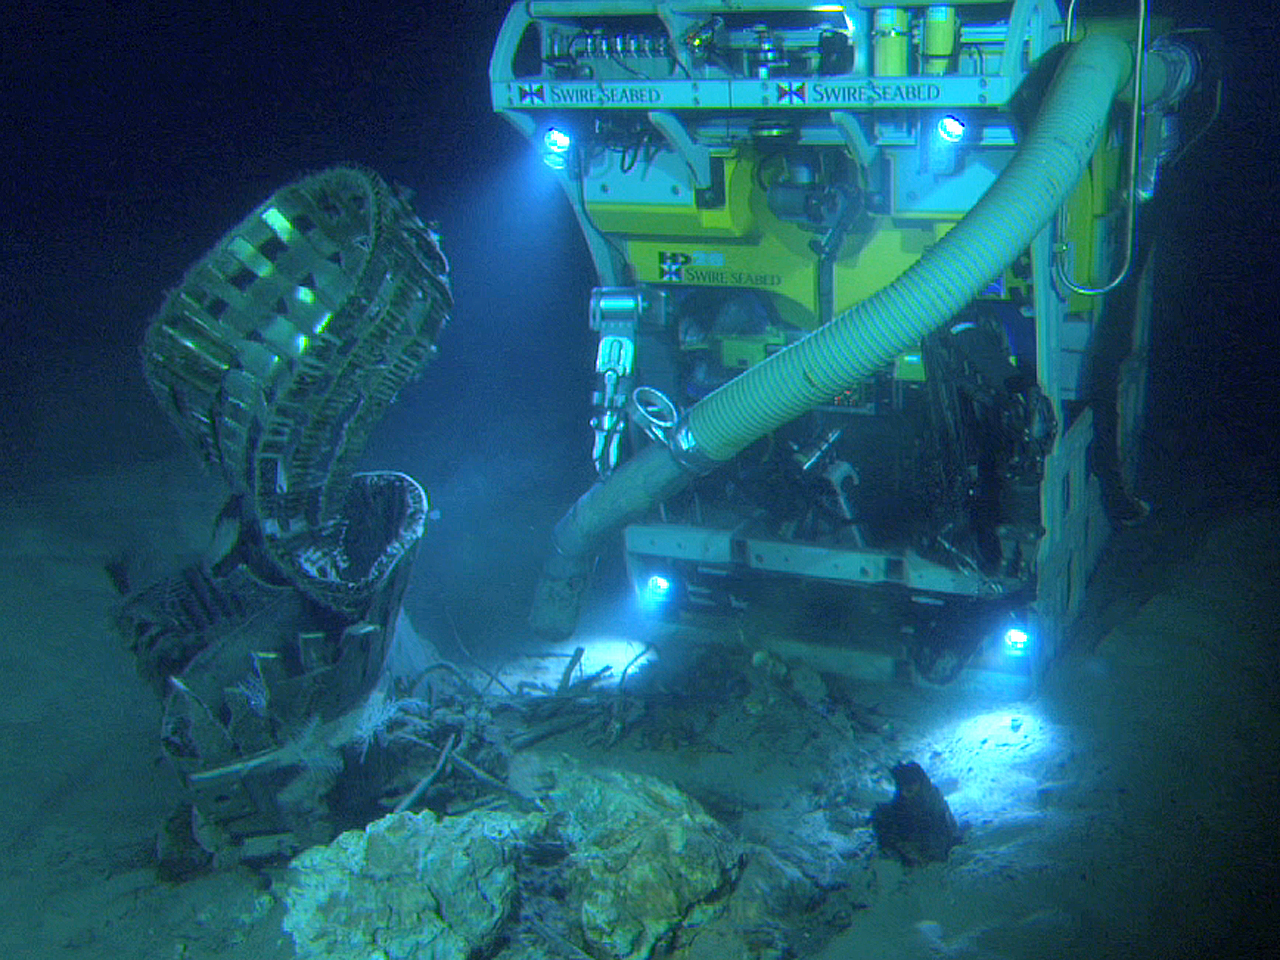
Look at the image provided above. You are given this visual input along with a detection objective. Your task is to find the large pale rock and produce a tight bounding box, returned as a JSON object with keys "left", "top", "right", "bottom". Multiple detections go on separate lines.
{"left": 283, "top": 807, "right": 543, "bottom": 960}
{"left": 522, "top": 754, "right": 742, "bottom": 960}
{"left": 284, "top": 754, "right": 742, "bottom": 960}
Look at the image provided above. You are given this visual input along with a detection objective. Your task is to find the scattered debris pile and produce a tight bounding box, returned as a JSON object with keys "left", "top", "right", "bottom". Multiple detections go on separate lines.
{"left": 156, "top": 628, "right": 967, "bottom": 959}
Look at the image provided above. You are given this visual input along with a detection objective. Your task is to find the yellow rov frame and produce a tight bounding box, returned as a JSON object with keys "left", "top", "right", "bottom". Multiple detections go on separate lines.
{"left": 492, "top": 0, "right": 1211, "bottom": 683}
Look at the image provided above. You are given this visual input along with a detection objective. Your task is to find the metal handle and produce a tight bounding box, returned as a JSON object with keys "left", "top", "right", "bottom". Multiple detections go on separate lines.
{"left": 1053, "top": 0, "right": 1148, "bottom": 297}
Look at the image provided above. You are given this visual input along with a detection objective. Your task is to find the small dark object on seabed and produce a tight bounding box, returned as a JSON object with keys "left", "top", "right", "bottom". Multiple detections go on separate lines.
{"left": 870, "top": 761, "right": 962, "bottom": 866}
{"left": 104, "top": 553, "right": 132, "bottom": 595}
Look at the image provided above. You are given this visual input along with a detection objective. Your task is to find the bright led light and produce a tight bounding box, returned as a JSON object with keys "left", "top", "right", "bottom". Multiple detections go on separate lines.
{"left": 937, "top": 114, "right": 965, "bottom": 143}
{"left": 543, "top": 127, "right": 571, "bottom": 153}
{"left": 542, "top": 153, "right": 567, "bottom": 170}
{"left": 1003, "top": 627, "right": 1030, "bottom": 655}
{"left": 645, "top": 574, "right": 672, "bottom": 601}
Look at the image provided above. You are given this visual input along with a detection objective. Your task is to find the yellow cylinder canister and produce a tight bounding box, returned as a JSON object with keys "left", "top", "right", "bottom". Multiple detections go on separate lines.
{"left": 873, "top": 7, "right": 910, "bottom": 77}
{"left": 922, "top": 6, "right": 958, "bottom": 75}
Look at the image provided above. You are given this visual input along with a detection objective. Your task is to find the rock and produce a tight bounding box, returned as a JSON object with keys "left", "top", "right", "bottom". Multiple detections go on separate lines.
{"left": 751, "top": 649, "right": 788, "bottom": 679}
{"left": 788, "top": 665, "right": 828, "bottom": 707}
{"left": 282, "top": 807, "right": 544, "bottom": 960}
{"left": 870, "top": 761, "right": 961, "bottom": 866}
{"left": 283, "top": 754, "right": 744, "bottom": 960}
{"left": 514, "top": 753, "right": 744, "bottom": 960}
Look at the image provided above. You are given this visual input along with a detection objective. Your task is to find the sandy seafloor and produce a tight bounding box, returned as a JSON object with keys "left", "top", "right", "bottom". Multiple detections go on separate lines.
{"left": 1, "top": 400, "right": 1277, "bottom": 960}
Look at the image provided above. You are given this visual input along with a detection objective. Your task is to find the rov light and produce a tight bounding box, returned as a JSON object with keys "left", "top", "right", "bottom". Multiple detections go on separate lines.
{"left": 541, "top": 127, "right": 572, "bottom": 170}
{"left": 644, "top": 574, "right": 672, "bottom": 603}
{"left": 543, "top": 127, "right": 571, "bottom": 154}
{"left": 936, "top": 114, "right": 966, "bottom": 143}
{"left": 1003, "top": 626, "right": 1030, "bottom": 656}
{"left": 922, "top": 113, "right": 968, "bottom": 174}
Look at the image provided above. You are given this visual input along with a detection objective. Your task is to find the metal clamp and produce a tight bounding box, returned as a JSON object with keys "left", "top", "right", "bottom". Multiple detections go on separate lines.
{"left": 628, "top": 386, "right": 679, "bottom": 444}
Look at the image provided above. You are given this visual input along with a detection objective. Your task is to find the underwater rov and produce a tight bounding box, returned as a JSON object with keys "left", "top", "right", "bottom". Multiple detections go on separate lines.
{"left": 492, "top": 0, "right": 1217, "bottom": 684}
